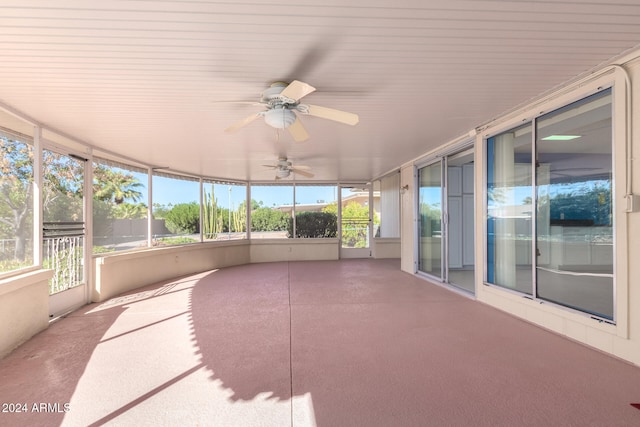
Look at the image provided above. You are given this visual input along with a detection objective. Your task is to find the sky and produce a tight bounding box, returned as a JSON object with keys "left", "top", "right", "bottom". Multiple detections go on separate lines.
{"left": 130, "top": 170, "right": 339, "bottom": 208}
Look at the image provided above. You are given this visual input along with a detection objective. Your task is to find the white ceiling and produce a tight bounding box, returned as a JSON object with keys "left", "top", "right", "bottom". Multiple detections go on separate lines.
{"left": 1, "top": 0, "right": 640, "bottom": 182}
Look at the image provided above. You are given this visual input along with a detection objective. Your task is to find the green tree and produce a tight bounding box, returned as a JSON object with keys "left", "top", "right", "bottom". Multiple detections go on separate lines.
{"left": 152, "top": 203, "right": 171, "bottom": 219}
{"left": 93, "top": 167, "right": 143, "bottom": 204}
{"left": 165, "top": 202, "right": 200, "bottom": 234}
{"left": 288, "top": 211, "right": 337, "bottom": 238}
{"left": 113, "top": 202, "right": 147, "bottom": 219}
{"left": 2, "top": 136, "right": 149, "bottom": 267}
{"left": 323, "top": 201, "right": 378, "bottom": 247}
{"left": 0, "top": 137, "right": 33, "bottom": 261}
{"left": 251, "top": 207, "right": 289, "bottom": 232}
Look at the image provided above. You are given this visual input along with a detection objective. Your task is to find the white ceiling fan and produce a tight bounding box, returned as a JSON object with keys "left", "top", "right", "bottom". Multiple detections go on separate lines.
{"left": 262, "top": 157, "right": 314, "bottom": 179}
{"left": 224, "top": 80, "right": 359, "bottom": 142}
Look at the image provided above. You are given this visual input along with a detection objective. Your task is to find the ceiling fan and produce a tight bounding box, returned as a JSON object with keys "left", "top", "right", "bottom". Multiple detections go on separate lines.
{"left": 224, "top": 80, "right": 359, "bottom": 142}
{"left": 262, "top": 157, "right": 314, "bottom": 179}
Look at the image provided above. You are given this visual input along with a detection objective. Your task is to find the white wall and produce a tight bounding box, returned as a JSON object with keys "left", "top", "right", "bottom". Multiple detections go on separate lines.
{"left": 373, "top": 238, "right": 401, "bottom": 258}
{"left": 93, "top": 241, "right": 250, "bottom": 302}
{"left": 250, "top": 238, "right": 339, "bottom": 263}
{"left": 0, "top": 269, "right": 52, "bottom": 359}
{"left": 400, "top": 165, "right": 415, "bottom": 273}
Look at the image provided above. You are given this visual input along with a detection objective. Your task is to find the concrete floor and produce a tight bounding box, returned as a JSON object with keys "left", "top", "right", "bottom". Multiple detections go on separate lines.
{"left": 0, "top": 259, "right": 639, "bottom": 426}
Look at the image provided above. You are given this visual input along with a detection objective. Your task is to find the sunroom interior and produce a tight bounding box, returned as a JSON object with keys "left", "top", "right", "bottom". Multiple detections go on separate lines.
{"left": 2, "top": 2, "right": 640, "bottom": 424}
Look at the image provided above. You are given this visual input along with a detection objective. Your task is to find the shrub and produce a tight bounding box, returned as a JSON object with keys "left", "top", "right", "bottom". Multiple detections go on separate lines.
{"left": 288, "top": 211, "right": 337, "bottom": 238}
{"left": 251, "top": 207, "right": 289, "bottom": 232}
{"left": 165, "top": 202, "right": 200, "bottom": 234}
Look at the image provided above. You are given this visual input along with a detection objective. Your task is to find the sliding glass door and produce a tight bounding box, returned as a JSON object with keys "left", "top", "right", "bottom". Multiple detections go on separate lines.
{"left": 446, "top": 150, "right": 475, "bottom": 292}
{"left": 534, "top": 90, "right": 613, "bottom": 319}
{"left": 418, "top": 148, "right": 475, "bottom": 293}
{"left": 486, "top": 88, "right": 614, "bottom": 320}
{"left": 418, "top": 162, "right": 443, "bottom": 278}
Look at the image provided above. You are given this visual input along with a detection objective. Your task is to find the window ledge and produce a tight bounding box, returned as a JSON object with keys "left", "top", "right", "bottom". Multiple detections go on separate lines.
{"left": 0, "top": 269, "right": 54, "bottom": 297}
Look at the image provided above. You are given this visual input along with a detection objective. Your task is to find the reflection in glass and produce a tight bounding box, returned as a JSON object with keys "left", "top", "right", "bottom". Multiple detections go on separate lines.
{"left": 486, "top": 124, "right": 533, "bottom": 294}
{"left": 535, "top": 89, "right": 613, "bottom": 319}
{"left": 418, "top": 162, "right": 442, "bottom": 278}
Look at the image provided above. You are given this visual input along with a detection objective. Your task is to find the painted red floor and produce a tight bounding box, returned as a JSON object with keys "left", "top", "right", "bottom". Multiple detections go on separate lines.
{"left": 1, "top": 259, "right": 639, "bottom": 426}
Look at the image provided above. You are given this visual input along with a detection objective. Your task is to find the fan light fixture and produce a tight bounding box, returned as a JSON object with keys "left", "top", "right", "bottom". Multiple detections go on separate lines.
{"left": 276, "top": 168, "right": 291, "bottom": 178}
{"left": 224, "top": 80, "right": 359, "bottom": 142}
{"left": 264, "top": 108, "right": 296, "bottom": 129}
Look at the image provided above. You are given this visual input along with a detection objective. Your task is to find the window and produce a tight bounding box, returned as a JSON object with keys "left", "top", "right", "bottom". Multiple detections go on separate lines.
{"left": 485, "top": 88, "right": 614, "bottom": 320}
{"left": 250, "top": 185, "right": 293, "bottom": 239}
{"left": 152, "top": 173, "right": 200, "bottom": 245}
{"left": 0, "top": 124, "right": 34, "bottom": 274}
{"left": 202, "top": 181, "right": 247, "bottom": 241}
{"left": 93, "top": 159, "right": 148, "bottom": 253}
{"left": 293, "top": 185, "right": 337, "bottom": 238}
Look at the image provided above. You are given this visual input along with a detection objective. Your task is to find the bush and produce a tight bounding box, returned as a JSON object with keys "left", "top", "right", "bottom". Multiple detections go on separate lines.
{"left": 288, "top": 211, "right": 337, "bottom": 238}
{"left": 165, "top": 202, "right": 200, "bottom": 234}
{"left": 251, "top": 207, "right": 289, "bottom": 232}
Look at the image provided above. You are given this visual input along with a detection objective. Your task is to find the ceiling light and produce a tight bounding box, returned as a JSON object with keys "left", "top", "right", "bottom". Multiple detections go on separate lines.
{"left": 276, "top": 168, "right": 290, "bottom": 178}
{"left": 542, "top": 135, "right": 581, "bottom": 141}
{"left": 264, "top": 108, "right": 296, "bottom": 129}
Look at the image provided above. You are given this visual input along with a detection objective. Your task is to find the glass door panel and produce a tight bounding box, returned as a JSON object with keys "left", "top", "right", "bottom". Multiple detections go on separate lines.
{"left": 486, "top": 124, "right": 533, "bottom": 294}
{"left": 535, "top": 89, "right": 613, "bottom": 320}
{"left": 43, "top": 149, "right": 87, "bottom": 317}
{"left": 446, "top": 150, "right": 475, "bottom": 293}
{"left": 418, "top": 162, "right": 442, "bottom": 279}
{"left": 340, "top": 185, "right": 372, "bottom": 258}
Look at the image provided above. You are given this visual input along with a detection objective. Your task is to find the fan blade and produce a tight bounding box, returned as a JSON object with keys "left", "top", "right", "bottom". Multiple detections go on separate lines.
{"left": 291, "top": 164, "right": 311, "bottom": 170}
{"left": 291, "top": 168, "right": 314, "bottom": 178}
{"left": 280, "top": 80, "right": 316, "bottom": 102}
{"left": 306, "top": 104, "right": 359, "bottom": 126}
{"left": 288, "top": 117, "right": 310, "bottom": 142}
{"left": 261, "top": 165, "right": 278, "bottom": 169}
{"left": 224, "top": 113, "right": 261, "bottom": 133}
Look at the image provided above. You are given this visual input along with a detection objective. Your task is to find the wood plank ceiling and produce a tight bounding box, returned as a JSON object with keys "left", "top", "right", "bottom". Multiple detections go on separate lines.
{"left": 1, "top": 0, "right": 640, "bottom": 181}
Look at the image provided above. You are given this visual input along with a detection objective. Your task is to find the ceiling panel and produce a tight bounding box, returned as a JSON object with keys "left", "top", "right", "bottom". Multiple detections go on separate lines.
{"left": 1, "top": 0, "right": 639, "bottom": 181}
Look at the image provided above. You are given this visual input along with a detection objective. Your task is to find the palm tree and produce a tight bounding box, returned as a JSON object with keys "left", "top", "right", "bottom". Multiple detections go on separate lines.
{"left": 93, "top": 167, "right": 143, "bottom": 204}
